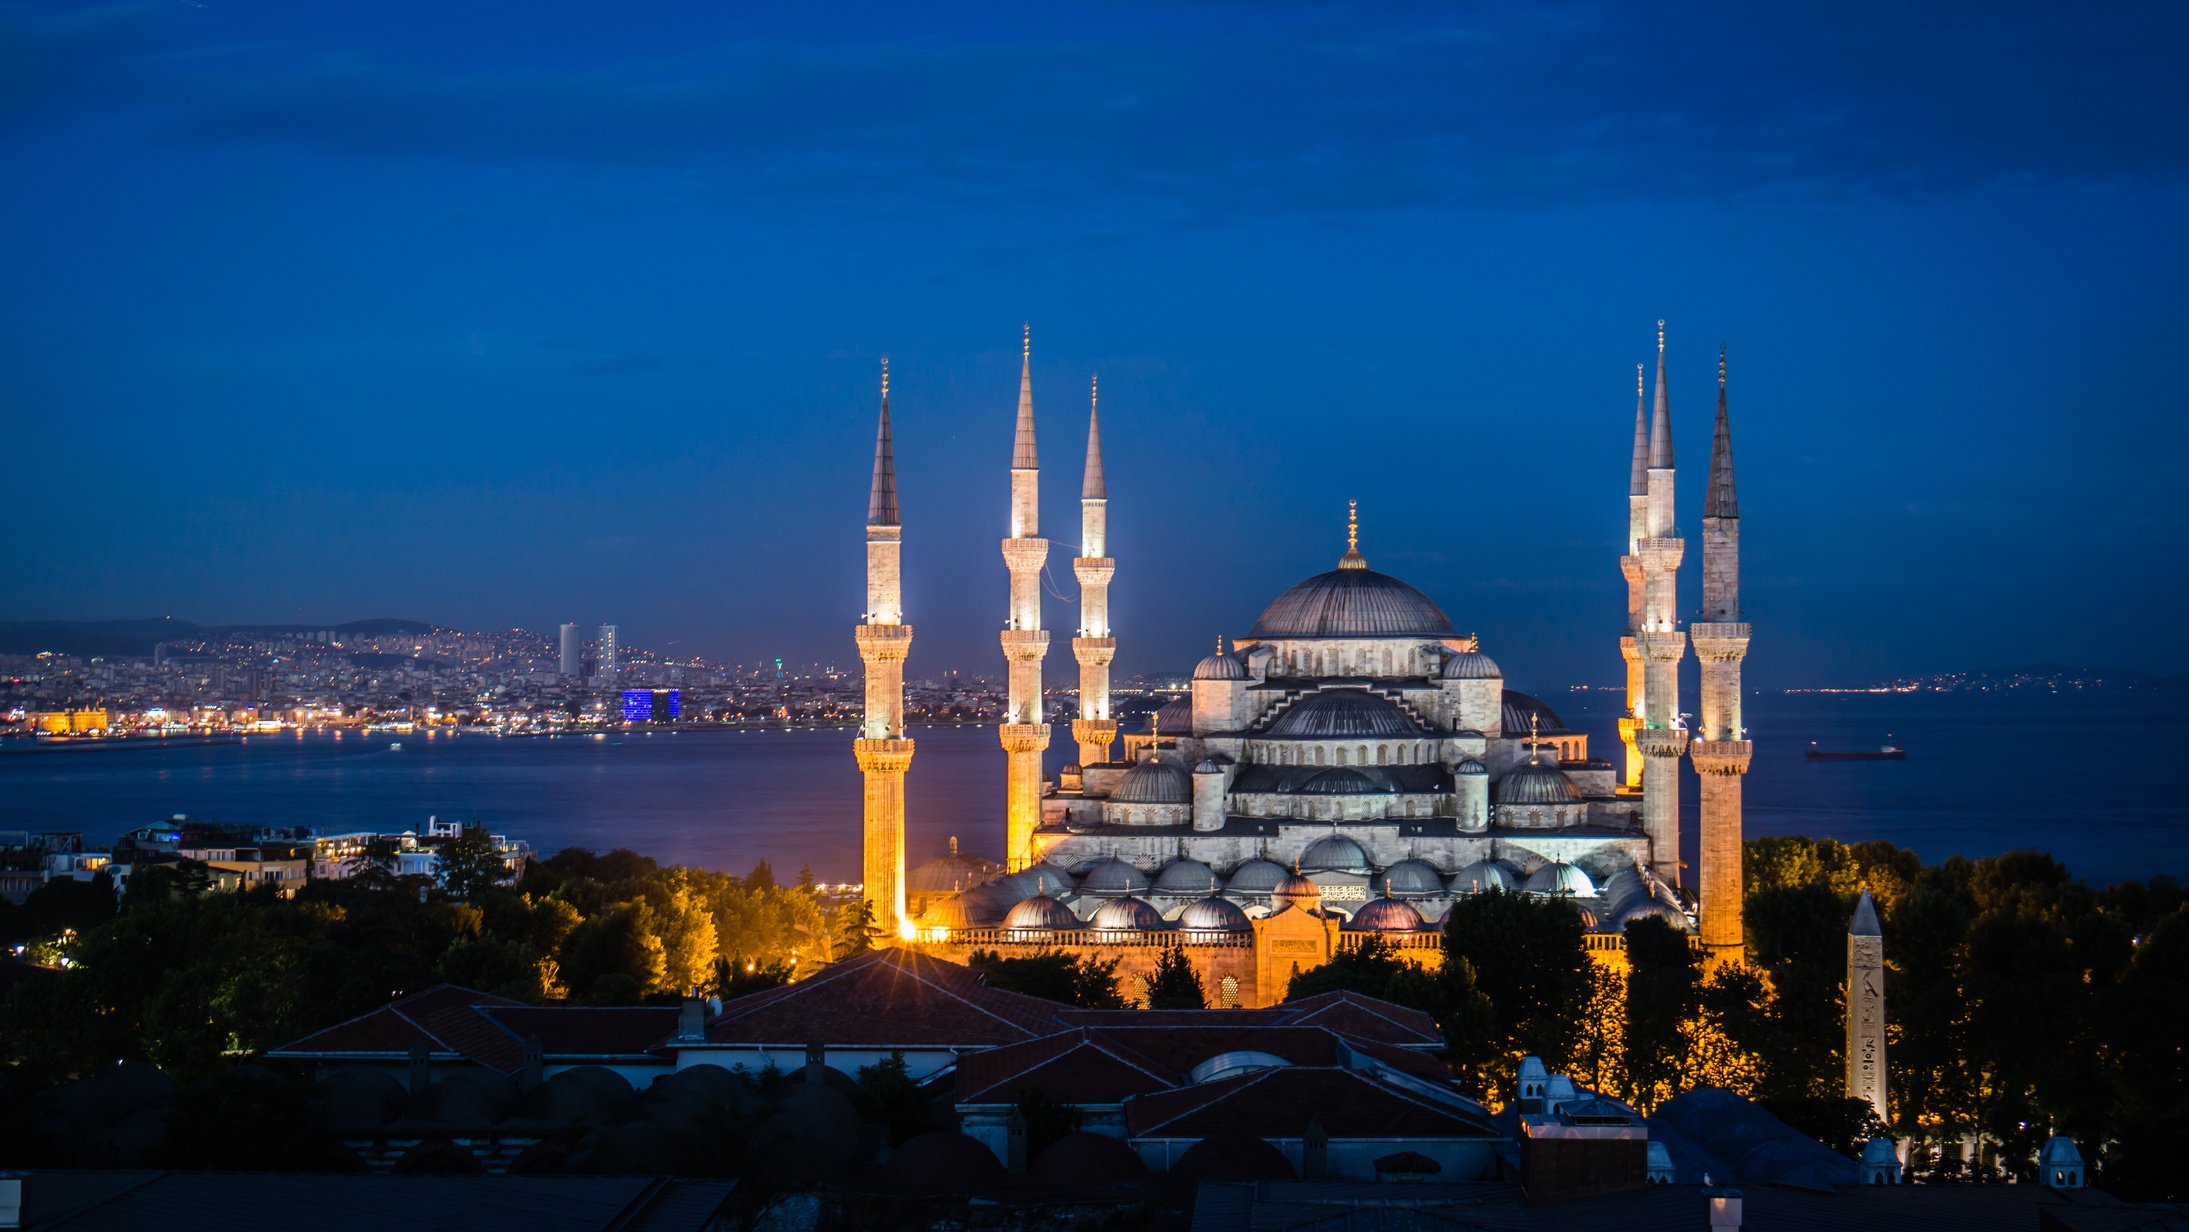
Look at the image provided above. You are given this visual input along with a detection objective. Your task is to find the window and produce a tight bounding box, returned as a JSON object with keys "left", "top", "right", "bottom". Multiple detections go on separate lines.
{"left": 1220, "top": 976, "right": 1240, "bottom": 1008}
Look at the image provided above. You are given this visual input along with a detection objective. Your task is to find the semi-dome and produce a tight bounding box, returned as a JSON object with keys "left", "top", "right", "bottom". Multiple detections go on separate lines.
{"left": 1449, "top": 859, "right": 1517, "bottom": 895}
{"left": 1523, "top": 860, "right": 1596, "bottom": 898}
{"left": 1298, "top": 768, "right": 1380, "bottom": 796}
{"left": 1149, "top": 698, "right": 1193, "bottom": 735}
{"left": 1002, "top": 895, "right": 1081, "bottom": 931}
{"left": 1500, "top": 690, "right": 1570, "bottom": 735}
{"left": 1249, "top": 566, "right": 1458, "bottom": 639}
{"left": 1620, "top": 901, "right": 1687, "bottom": 929}
{"left": 1090, "top": 896, "right": 1167, "bottom": 931}
{"left": 1265, "top": 689, "right": 1425, "bottom": 738}
{"left": 1346, "top": 897, "right": 1426, "bottom": 932}
{"left": 1224, "top": 858, "right": 1289, "bottom": 894}
{"left": 1298, "top": 833, "right": 1373, "bottom": 875}
{"left": 1112, "top": 758, "right": 1192, "bottom": 805}
{"left": 1371, "top": 859, "right": 1446, "bottom": 898}
{"left": 1193, "top": 650, "right": 1249, "bottom": 680}
{"left": 1178, "top": 896, "right": 1251, "bottom": 931}
{"left": 1496, "top": 760, "right": 1581, "bottom": 805}
{"left": 1153, "top": 858, "right": 1221, "bottom": 894}
{"left": 1455, "top": 758, "right": 1488, "bottom": 775}
{"left": 1010, "top": 863, "right": 1076, "bottom": 899}
{"left": 1077, "top": 858, "right": 1152, "bottom": 896}
{"left": 1440, "top": 650, "right": 1502, "bottom": 680}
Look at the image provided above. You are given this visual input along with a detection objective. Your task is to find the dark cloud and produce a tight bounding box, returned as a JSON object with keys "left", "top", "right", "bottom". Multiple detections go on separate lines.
{"left": 18, "top": 3, "right": 2183, "bottom": 218}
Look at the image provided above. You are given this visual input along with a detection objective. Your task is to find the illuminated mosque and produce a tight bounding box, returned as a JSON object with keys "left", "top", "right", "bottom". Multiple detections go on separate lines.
{"left": 854, "top": 325, "right": 1751, "bottom": 1007}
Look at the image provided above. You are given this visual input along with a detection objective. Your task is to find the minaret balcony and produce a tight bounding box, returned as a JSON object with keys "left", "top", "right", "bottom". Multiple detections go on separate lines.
{"left": 1634, "top": 537, "right": 1685, "bottom": 570}
{"left": 1000, "top": 538, "right": 1051, "bottom": 569}
{"left": 852, "top": 737, "right": 916, "bottom": 773}
{"left": 1635, "top": 630, "right": 1688, "bottom": 661}
{"left": 854, "top": 623, "right": 914, "bottom": 662}
{"left": 1691, "top": 623, "right": 1752, "bottom": 661}
{"left": 1690, "top": 739, "right": 1752, "bottom": 774}
{"left": 1634, "top": 727, "right": 1690, "bottom": 759}
{"left": 1000, "top": 629, "right": 1052, "bottom": 661}
{"left": 1072, "top": 557, "right": 1115, "bottom": 587}
{"left": 1072, "top": 636, "right": 1116, "bottom": 666}
{"left": 998, "top": 723, "right": 1052, "bottom": 754}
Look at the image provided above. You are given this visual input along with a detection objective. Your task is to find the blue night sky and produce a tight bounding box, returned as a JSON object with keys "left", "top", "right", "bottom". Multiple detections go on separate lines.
{"left": 4, "top": 1, "right": 2186, "bottom": 690}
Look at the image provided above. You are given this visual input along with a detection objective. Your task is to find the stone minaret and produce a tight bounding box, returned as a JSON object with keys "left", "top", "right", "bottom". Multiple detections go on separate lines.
{"left": 1071, "top": 375, "right": 1118, "bottom": 768}
{"left": 854, "top": 359, "right": 914, "bottom": 938}
{"left": 1633, "top": 321, "right": 1689, "bottom": 886}
{"left": 1617, "top": 363, "right": 1649, "bottom": 791}
{"left": 1846, "top": 888, "right": 1889, "bottom": 1124}
{"left": 999, "top": 326, "right": 1051, "bottom": 871}
{"left": 1692, "top": 347, "right": 1753, "bottom": 966}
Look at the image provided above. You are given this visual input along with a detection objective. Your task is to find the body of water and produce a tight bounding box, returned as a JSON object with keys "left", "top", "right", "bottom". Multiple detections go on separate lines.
{"left": 1, "top": 691, "right": 2178, "bottom": 886}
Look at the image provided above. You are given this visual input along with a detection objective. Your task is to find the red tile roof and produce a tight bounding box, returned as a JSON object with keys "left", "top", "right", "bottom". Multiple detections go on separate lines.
{"left": 1126, "top": 1067, "right": 1498, "bottom": 1141}
{"left": 267, "top": 987, "right": 677, "bottom": 1075}
{"left": 1277, "top": 991, "right": 1443, "bottom": 1047}
{"left": 957, "top": 1024, "right": 1460, "bottom": 1108}
{"left": 703, "top": 949, "right": 1066, "bottom": 1049}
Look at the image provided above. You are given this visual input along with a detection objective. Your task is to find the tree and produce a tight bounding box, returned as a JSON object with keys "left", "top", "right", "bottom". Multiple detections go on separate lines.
{"left": 25, "top": 873, "right": 116, "bottom": 939}
{"left": 120, "top": 860, "right": 213, "bottom": 910}
{"left": 1621, "top": 915, "right": 1703, "bottom": 1112}
{"left": 557, "top": 900, "right": 667, "bottom": 1003}
{"left": 833, "top": 899, "right": 881, "bottom": 960}
{"left": 966, "top": 949, "right": 1125, "bottom": 1008}
{"left": 1144, "top": 945, "right": 1206, "bottom": 1009}
{"left": 435, "top": 825, "right": 506, "bottom": 900}
{"left": 854, "top": 1052, "right": 930, "bottom": 1146}
{"left": 1441, "top": 890, "right": 1591, "bottom": 1091}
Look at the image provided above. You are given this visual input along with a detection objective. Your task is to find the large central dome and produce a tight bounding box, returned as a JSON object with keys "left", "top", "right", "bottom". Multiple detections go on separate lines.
{"left": 1248, "top": 566, "right": 1457, "bottom": 639}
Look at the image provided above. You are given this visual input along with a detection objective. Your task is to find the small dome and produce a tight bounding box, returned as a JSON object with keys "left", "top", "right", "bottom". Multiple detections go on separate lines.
{"left": 1272, "top": 871, "right": 1321, "bottom": 910}
{"left": 1111, "top": 758, "right": 1192, "bottom": 805}
{"left": 1153, "top": 859, "right": 1221, "bottom": 894}
{"left": 1522, "top": 860, "right": 1596, "bottom": 898}
{"left": 1455, "top": 758, "right": 1488, "bottom": 775}
{"left": 1299, "top": 833, "right": 1373, "bottom": 875}
{"left": 1090, "top": 896, "right": 1167, "bottom": 931}
{"left": 1010, "top": 863, "right": 1076, "bottom": 899}
{"left": 1077, "top": 857, "right": 1151, "bottom": 896}
{"left": 1620, "top": 901, "right": 1687, "bottom": 930}
{"left": 1193, "top": 650, "right": 1248, "bottom": 681}
{"left": 1194, "top": 759, "right": 1223, "bottom": 774}
{"left": 918, "top": 895, "right": 979, "bottom": 930}
{"left": 1265, "top": 689, "right": 1425, "bottom": 738}
{"left": 1298, "top": 768, "right": 1381, "bottom": 796}
{"left": 1500, "top": 690, "right": 1569, "bottom": 735}
{"left": 1371, "top": 859, "right": 1445, "bottom": 898}
{"left": 1178, "top": 896, "right": 1251, "bottom": 931}
{"left": 1450, "top": 859, "right": 1518, "bottom": 895}
{"left": 1003, "top": 895, "right": 1082, "bottom": 931}
{"left": 954, "top": 879, "right": 1025, "bottom": 923}
{"left": 1149, "top": 697, "right": 1194, "bottom": 734}
{"left": 1495, "top": 759, "right": 1580, "bottom": 805}
{"left": 1224, "top": 858, "right": 1289, "bottom": 894}
{"left": 1032, "top": 1132, "right": 1150, "bottom": 1185}
{"left": 1346, "top": 897, "right": 1426, "bottom": 931}
{"left": 1440, "top": 650, "right": 1502, "bottom": 680}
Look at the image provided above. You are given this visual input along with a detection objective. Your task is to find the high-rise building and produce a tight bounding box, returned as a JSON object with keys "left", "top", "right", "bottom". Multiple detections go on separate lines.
{"left": 559, "top": 623, "right": 581, "bottom": 680}
{"left": 596, "top": 624, "right": 618, "bottom": 684}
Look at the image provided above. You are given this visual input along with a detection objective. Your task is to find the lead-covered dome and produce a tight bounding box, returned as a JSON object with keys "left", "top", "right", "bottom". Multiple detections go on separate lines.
{"left": 1112, "top": 758, "right": 1192, "bottom": 804}
{"left": 1010, "top": 863, "right": 1076, "bottom": 900}
{"left": 1346, "top": 897, "right": 1426, "bottom": 932}
{"left": 1299, "top": 833, "right": 1373, "bottom": 875}
{"left": 1090, "top": 896, "right": 1167, "bottom": 931}
{"left": 1522, "top": 860, "right": 1596, "bottom": 898}
{"left": 1496, "top": 760, "right": 1580, "bottom": 805}
{"left": 1178, "top": 896, "right": 1250, "bottom": 931}
{"left": 1077, "top": 858, "right": 1151, "bottom": 896}
{"left": 1153, "top": 859, "right": 1221, "bottom": 894}
{"left": 1440, "top": 650, "right": 1502, "bottom": 680}
{"left": 1450, "top": 859, "right": 1517, "bottom": 895}
{"left": 1193, "top": 650, "right": 1248, "bottom": 680}
{"left": 1372, "top": 859, "right": 1445, "bottom": 898}
{"left": 1224, "top": 859, "right": 1289, "bottom": 894}
{"left": 1002, "top": 895, "right": 1081, "bottom": 931}
{"left": 1265, "top": 689, "right": 1425, "bottom": 738}
{"left": 1501, "top": 690, "right": 1569, "bottom": 735}
{"left": 1298, "top": 768, "right": 1380, "bottom": 796}
{"left": 1249, "top": 567, "right": 1457, "bottom": 639}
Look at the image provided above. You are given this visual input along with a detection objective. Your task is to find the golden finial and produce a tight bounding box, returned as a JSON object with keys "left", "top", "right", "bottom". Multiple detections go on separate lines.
{"left": 1719, "top": 344, "right": 1727, "bottom": 386}
{"left": 1215, "top": 634, "right": 1223, "bottom": 656}
{"left": 1023, "top": 322, "right": 1030, "bottom": 360}
{"left": 1347, "top": 500, "right": 1358, "bottom": 551}
{"left": 1636, "top": 362, "right": 1644, "bottom": 398}
{"left": 1656, "top": 319, "right": 1665, "bottom": 352}
{"left": 1091, "top": 372, "right": 1098, "bottom": 410}
{"left": 881, "top": 355, "right": 889, "bottom": 399}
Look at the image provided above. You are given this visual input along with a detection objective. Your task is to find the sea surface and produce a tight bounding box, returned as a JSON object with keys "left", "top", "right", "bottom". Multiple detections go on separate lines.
{"left": 1, "top": 691, "right": 2178, "bottom": 886}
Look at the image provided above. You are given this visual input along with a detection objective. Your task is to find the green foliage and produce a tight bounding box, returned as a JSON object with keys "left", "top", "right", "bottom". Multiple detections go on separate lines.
{"left": 711, "top": 955, "right": 794, "bottom": 1001}
{"left": 121, "top": 860, "right": 213, "bottom": 909}
{"left": 1621, "top": 915, "right": 1702, "bottom": 1113}
{"left": 25, "top": 873, "right": 116, "bottom": 938}
{"left": 1015, "top": 1088, "right": 1084, "bottom": 1159}
{"left": 1440, "top": 889, "right": 1591, "bottom": 1092}
{"left": 966, "top": 948, "right": 1126, "bottom": 1008}
{"left": 435, "top": 824, "right": 508, "bottom": 900}
{"left": 853, "top": 1052, "right": 930, "bottom": 1146}
{"left": 1144, "top": 945, "right": 1207, "bottom": 1009}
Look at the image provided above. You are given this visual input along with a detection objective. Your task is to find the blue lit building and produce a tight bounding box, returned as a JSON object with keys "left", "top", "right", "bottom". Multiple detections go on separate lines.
{"left": 620, "top": 689, "right": 681, "bottom": 723}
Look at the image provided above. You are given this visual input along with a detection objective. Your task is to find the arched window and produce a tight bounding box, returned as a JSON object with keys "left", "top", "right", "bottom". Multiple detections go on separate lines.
{"left": 1377, "top": 743, "right": 1390, "bottom": 765}
{"left": 1357, "top": 744, "right": 1369, "bottom": 766}
{"left": 1220, "top": 975, "right": 1240, "bottom": 1008}
{"left": 1335, "top": 747, "right": 1348, "bottom": 766}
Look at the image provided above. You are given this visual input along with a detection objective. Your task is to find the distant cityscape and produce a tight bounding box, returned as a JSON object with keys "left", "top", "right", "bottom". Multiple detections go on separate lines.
{"left": 0, "top": 618, "right": 1182, "bottom": 741}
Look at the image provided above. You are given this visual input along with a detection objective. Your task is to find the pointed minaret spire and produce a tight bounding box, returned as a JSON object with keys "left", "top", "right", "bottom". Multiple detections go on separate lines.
{"left": 867, "top": 357, "right": 899, "bottom": 527}
{"left": 1705, "top": 345, "right": 1738, "bottom": 520}
{"left": 1082, "top": 374, "right": 1106, "bottom": 500}
{"left": 1013, "top": 323, "right": 1038, "bottom": 469}
{"left": 1629, "top": 362, "right": 1650, "bottom": 499}
{"left": 1649, "top": 319, "right": 1674, "bottom": 469}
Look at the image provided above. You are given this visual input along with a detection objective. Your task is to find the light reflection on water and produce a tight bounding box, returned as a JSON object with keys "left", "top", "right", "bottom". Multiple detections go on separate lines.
{"left": 1, "top": 691, "right": 2178, "bottom": 885}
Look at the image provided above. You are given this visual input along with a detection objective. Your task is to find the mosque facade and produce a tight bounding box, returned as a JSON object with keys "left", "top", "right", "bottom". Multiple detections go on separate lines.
{"left": 858, "top": 325, "right": 1749, "bottom": 1006}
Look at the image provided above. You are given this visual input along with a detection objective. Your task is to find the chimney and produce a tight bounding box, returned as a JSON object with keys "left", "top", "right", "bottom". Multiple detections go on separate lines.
{"left": 1006, "top": 1106, "right": 1029, "bottom": 1173}
{"left": 1705, "top": 1187, "right": 1743, "bottom": 1230}
{"left": 519, "top": 1035, "right": 544, "bottom": 1093}
{"left": 1302, "top": 1117, "right": 1329, "bottom": 1179}
{"left": 803, "top": 1039, "right": 826, "bottom": 1086}
{"left": 0, "top": 1172, "right": 22, "bottom": 1230}
{"left": 678, "top": 999, "right": 705, "bottom": 1041}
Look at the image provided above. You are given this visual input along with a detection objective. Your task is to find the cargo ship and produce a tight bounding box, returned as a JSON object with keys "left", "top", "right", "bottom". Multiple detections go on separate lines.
{"left": 1807, "top": 741, "right": 1906, "bottom": 761}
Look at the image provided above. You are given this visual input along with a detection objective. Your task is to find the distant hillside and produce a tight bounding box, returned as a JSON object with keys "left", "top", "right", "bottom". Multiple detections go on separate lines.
{"left": 0, "top": 617, "right": 438, "bottom": 658}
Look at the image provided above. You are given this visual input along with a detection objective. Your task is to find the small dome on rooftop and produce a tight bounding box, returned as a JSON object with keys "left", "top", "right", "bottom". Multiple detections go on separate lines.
{"left": 1193, "top": 649, "right": 1248, "bottom": 680}
{"left": 1298, "top": 768, "right": 1381, "bottom": 796}
{"left": 1224, "top": 858, "right": 1289, "bottom": 894}
{"left": 1371, "top": 859, "right": 1445, "bottom": 898}
{"left": 1496, "top": 758, "right": 1580, "bottom": 805}
{"left": 1111, "top": 757, "right": 1192, "bottom": 805}
{"left": 1522, "top": 860, "right": 1596, "bottom": 898}
{"left": 1153, "top": 858, "right": 1221, "bottom": 894}
{"left": 1090, "top": 896, "right": 1167, "bottom": 931}
{"left": 1002, "top": 895, "right": 1081, "bottom": 931}
{"left": 1178, "top": 896, "right": 1251, "bottom": 932}
{"left": 1345, "top": 897, "right": 1426, "bottom": 931}
{"left": 1440, "top": 650, "right": 1502, "bottom": 680}
{"left": 1299, "top": 832, "right": 1373, "bottom": 875}
{"left": 1077, "top": 857, "right": 1151, "bottom": 896}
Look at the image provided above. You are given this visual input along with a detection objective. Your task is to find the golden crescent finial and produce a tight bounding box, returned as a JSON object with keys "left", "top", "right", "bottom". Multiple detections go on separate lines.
{"left": 1636, "top": 362, "right": 1643, "bottom": 397}
{"left": 1656, "top": 319, "right": 1665, "bottom": 352}
{"left": 1091, "top": 373, "right": 1098, "bottom": 411}
{"left": 1023, "top": 323, "right": 1030, "bottom": 360}
{"left": 881, "top": 355, "right": 889, "bottom": 399}
{"left": 1719, "top": 344, "right": 1727, "bottom": 386}
{"left": 1347, "top": 500, "right": 1359, "bottom": 552}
